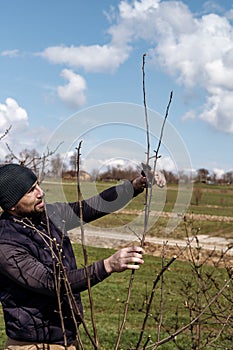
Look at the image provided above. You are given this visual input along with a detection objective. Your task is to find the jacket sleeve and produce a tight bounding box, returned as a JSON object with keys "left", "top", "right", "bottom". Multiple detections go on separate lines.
{"left": 68, "top": 259, "right": 110, "bottom": 292}
{"left": 0, "top": 243, "right": 110, "bottom": 297}
{"left": 50, "top": 180, "right": 139, "bottom": 231}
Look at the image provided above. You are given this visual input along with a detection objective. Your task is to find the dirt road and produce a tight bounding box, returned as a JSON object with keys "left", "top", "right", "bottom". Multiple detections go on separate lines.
{"left": 69, "top": 225, "right": 233, "bottom": 265}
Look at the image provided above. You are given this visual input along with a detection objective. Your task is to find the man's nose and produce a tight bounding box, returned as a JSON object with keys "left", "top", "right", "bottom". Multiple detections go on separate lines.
{"left": 36, "top": 185, "right": 44, "bottom": 197}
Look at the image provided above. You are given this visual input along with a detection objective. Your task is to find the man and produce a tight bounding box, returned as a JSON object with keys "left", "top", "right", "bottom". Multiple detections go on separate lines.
{"left": 0, "top": 163, "right": 147, "bottom": 349}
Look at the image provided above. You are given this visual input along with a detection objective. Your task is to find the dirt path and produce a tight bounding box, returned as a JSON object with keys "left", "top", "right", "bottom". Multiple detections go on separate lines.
{"left": 69, "top": 226, "right": 233, "bottom": 266}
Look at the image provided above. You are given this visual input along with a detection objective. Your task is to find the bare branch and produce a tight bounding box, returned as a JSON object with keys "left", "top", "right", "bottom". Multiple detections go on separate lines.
{"left": 148, "top": 278, "right": 232, "bottom": 349}
{"left": 114, "top": 270, "right": 136, "bottom": 350}
{"left": 76, "top": 141, "right": 99, "bottom": 349}
{"left": 142, "top": 53, "right": 150, "bottom": 166}
{"left": 0, "top": 125, "right": 12, "bottom": 141}
{"left": 153, "top": 91, "right": 173, "bottom": 162}
{"left": 156, "top": 243, "right": 167, "bottom": 343}
{"left": 135, "top": 255, "right": 177, "bottom": 349}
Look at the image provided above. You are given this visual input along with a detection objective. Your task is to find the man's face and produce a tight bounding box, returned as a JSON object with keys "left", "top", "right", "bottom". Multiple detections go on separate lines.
{"left": 10, "top": 181, "right": 45, "bottom": 217}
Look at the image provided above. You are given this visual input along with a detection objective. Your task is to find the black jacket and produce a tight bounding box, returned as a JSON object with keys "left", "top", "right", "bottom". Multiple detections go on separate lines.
{"left": 0, "top": 180, "right": 137, "bottom": 344}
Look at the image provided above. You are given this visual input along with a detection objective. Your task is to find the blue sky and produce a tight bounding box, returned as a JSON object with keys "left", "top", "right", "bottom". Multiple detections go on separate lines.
{"left": 0, "top": 0, "right": 233, "bottom": 178}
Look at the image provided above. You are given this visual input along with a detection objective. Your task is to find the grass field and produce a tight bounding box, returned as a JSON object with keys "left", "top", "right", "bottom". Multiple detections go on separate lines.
{"left": 0, "top": 245, "right": 232, "bottom": 349}
{"left": 42, "top": 180, "right": 233, "bottom": 239}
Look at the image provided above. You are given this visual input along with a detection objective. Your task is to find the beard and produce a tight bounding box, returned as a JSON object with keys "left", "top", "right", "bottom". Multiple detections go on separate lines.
{"left": 13, "top": 203, "right": 45, "bottom": 220}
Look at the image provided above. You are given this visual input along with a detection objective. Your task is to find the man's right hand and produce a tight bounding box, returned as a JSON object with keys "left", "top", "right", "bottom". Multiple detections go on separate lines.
{"left": 104, "top": 246, "right": 144, "bottom": 274}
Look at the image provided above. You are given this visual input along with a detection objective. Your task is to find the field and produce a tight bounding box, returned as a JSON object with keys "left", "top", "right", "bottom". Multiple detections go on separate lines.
{"left": 42, "top": 180, "right": 233, "bottom": 240}
{"left": 0, "top": 180, "right": 232, "bottom": 349}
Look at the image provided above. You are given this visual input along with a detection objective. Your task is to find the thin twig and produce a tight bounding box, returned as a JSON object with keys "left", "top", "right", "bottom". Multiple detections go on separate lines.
{"left": 117, "top": 54, "right": 172, "bottom": 349}
{"left": 114, "top": 270, "right": 136, "bottom": 350}
{"left": 115, "top": 53, "right": 151, "bottom": 349}
{"left": 157, "top": 242, "right": 167, "bottom": 343}
{"left": 142, "top": 90, "right": 173, "bottom": 247}
{"left": 0, "top": 125, "right": 12, "bottom": 141}
{"left": 76, "top": 141, "right": 98, "bottom": 349}
{"left": 152, "top": 91, "right": 173, "bottom": 163}
{"left": 135, "top": 256, "right": 177, "bottom": 349}
{"left": 142, "top": 53, "right": 151, "bottom": 245}
{"left": 46, "top": 213, "right": 68, "bottom": 348}
{"left": 148, "top": 278, "right": 232, "bottom": 349}
{"left": 142, "top": 53, "right": 150, "bottom": 169}
{"left": 207, "top": 312, "right": 232, "bottom": 347}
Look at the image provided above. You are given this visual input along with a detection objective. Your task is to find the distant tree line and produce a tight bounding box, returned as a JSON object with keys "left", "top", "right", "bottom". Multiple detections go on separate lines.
{"left": 1, "top": 147, "right": 233, "bottom": 184}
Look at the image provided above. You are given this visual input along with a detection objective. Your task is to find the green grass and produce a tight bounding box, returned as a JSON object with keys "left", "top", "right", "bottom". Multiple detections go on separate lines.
{"left": 1, "top": 245, "right": 231, "bottom": 349}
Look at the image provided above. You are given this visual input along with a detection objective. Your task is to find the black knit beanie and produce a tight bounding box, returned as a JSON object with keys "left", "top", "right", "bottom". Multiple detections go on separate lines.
{"left": 0, "top": 164, "right": 37, "bottom": 210}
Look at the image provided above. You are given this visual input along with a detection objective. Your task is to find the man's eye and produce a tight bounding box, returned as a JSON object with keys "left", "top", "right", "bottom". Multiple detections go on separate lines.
{"left": 28, "top": 186, "right": 35, "bottom": 193}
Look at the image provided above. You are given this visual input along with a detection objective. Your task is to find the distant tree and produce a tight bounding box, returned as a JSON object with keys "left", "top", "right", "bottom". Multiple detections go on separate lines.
{"left": 5, "top": 148, "right": 41, "bottom": 176}
{"left": 224, "top": 170, "right": 233, "bottom": 184}
{"left": 90, "top": 168, "right": 100, "bottom": 182}
{"left": 99, "top": 165, "right": 138, "bottom": 181}
{"left": 20, "top": 149, "right": 40, "bottom": 173}
{"left": 50, "top": 154, "right": 66, "bottom": 178}
{"left": 178, "top": 170, "right": 192, "bottom": 184}
{"left": 69, "top": 152, "right": 77, "bottom": 172}
{"left": 4, "top": 142, "right": 63, "bottom": 181}
{"left": 162, "top": 170, "right": 178, "bottom": 184}
{"left": 209, "top": 171, "right": 217, "bottom": 183}
{"left": 196, "top": 168, "right": 209, "bottom": 183}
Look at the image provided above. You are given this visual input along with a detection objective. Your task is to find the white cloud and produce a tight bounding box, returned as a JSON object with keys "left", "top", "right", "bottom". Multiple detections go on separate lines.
{"left": 41, "top": 44, "right": 130, "bottom": 73}
{"left": 118, "top": 0, "right": 233, "bottom": 133}
{"left": 205, "top": 58, "right": 233, "bottom": 90}
{"left": 182, "top": 110, "right": 196, "bottom": 121}
{"left": 148, "top": 11, "right": 233, "bottom": 85}
{"left": 39, "top": 0, "right": 233, "bottom": 132}
{"left": 0, "top": 49, "right": 19, "bottom": 57}
{"left": 145, "top": 7, "right": 233, "bottom": 133}
{"left": 119, "top": 0, "right": 160, "bottom": 19}
{"left": 202, "top": 1, "right": 224, "bottom": 14}
{"left": 57, "top": 69, "right": 87, "bottom": 108}
{"left": 110, "top": 1, "right": 233, "bottom": 133}
{"left": 226, "top": 8, "right": 233, "bottom": 20}
{"left": 213, "top": 167, "right": 225, "bottom": 179}
{"left": 157, "top": 155, "right": 176, "bottom": 172}
{"left": 0, "top": 98, "right": 28, "bottom": 130}
{"left": 0, "top": 98, "right": 52, "bottom": 160}
{"left": 82, "top": 154, "right": 177, "bottom": 175}
{"left": 199, "top": 88, "right": 233, "bottom": 132}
